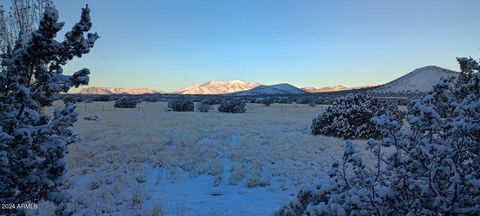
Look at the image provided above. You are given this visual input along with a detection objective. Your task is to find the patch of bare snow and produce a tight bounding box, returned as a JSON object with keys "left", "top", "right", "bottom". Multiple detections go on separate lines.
{"left": 49, "top": 102, "right": 370, "bottom": 215}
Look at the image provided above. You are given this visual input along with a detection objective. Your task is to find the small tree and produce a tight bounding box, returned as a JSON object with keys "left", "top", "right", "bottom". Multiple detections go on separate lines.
{"left": 0, "top": 4, "right": 98, "bottom": 215}
{"left": 218, "top": 99, "right": 246, "bottom": 113}
{"left": 261, "top": 97, "right": 274, "bottom": 107}
{"left": 311, "top": 94, "right": 403, "bottom": 139}
{"left": 114, "top": 97, "right": 137, "bottom": 108}
{"left": 168, "top": 97, "right": 194, "bottom": 112}
{"left": 276, "top": 57, "right": 480, "bottom": 215}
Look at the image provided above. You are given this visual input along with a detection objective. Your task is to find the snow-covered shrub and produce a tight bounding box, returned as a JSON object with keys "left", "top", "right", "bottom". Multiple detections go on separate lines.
{"left": 262, "top": 97, "right": 274, "bottom": 107}
{"left": 114, "top": 97, "right": 138, "bottom": 108}
{"left": 0, "top": 4, "right": 98, "bottom": 215}
{"left": 276, "top": 57, "right": 480, "bottom": 215}
{"left": 168, "top": 98, "right": 194, "bottom": 112}
{"left": 218, "top": 99, "right": 246, "bottom": 113}
{"left": 311, "top": 94, "right": 403, "bottom": 139}
{"left": 196, "top": 101, "right": 212, "bottom": 112}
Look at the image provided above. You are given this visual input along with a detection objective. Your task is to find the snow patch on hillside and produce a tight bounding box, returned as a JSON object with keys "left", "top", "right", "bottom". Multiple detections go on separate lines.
{"left": 372, "top": 66, "right": 459, "bottom": 93}
{"left": 178, "top": 80, "right": 261, "bottom": 94}
{"left": 79, "top": 87, "right": 160, "bottom": 95}
{"left": 302, "top": 85, "right": 350, "bottom": 93}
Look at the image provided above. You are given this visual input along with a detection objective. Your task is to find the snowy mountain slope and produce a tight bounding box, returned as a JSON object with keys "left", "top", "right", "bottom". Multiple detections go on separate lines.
{"left": 302, "top": 85, "right": 350, "bottom": 93}
{"left": 79, "top": 87, "right": 161, "bottom": 95}
{"left": 235, "top": 83, "right": 307, "bottom": 95}
{"left": 372, "top": 66, "right": 459, "bottom": 93}
{"left": 178, "top": 80, "right": 261, "bottom": 94}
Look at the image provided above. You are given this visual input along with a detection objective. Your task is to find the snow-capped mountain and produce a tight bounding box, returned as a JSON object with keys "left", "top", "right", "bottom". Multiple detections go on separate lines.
{"left": 372, "top": 66, "right": 459, "bottom": 93}
{"left": 178, "top": 80, "right": 260, "bottom": 94}
{"left": 235, "top": 83, "right": 307, "bottom": 95}
{"left": 302, "top": 85, "right": 350, "bottom": 93}
{"left": 79, "top": 87, "right": 160, "bottom": 95}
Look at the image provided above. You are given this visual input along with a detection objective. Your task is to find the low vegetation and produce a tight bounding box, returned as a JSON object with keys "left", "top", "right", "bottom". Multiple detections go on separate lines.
{"left": 196, "top": 101, "right": 212, "bottom": 112}
{"left": 218, "top": 100, "right": 246, "bottom": 113}
{"left": 168, "top": 98, "right": 194, "bottom": 112}
{"left": 93, "top": 95, "right": 110, "bottom": 102}
{"left": 261, "top": 98, "right": 274, "bottom": 107}
{"left": 311, "top": 94, "right": 403, "bottom": 139}
{"left": 277, "top": 57, "right": 480, "bottom": 215}
{"left": 114, "top": 97, "right": 138, "bottom": 108}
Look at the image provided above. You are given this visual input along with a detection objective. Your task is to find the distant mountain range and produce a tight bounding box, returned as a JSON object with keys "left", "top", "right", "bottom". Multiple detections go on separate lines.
{"left": 79, "top": 87, "right": 160, "bottom": 95}
{"left": 234, "top": 83, "right": 307, "bottom": 95}
{"left": 302, "top": 85, "right": 350, "bottom": 93}
{"left": 372, "top": 66, "right": 459, "bottom": 93}
{"left": 78, "top": 65, "right": 460, "bottom": 96}
{"left": 177, "top": 80, "right": 260, "bottom": 94}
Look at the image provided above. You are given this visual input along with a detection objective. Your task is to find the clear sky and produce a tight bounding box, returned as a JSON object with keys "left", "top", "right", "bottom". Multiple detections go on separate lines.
{"left": 53, "top": 0, "right": 480, "bottom": 92}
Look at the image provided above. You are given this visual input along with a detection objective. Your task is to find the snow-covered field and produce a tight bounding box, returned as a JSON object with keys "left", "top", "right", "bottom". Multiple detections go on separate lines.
{"left": 48, "top": 101, "right": 367, "bottom": 215}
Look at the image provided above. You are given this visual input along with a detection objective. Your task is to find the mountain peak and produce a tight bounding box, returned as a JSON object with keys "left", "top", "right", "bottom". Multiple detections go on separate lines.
{"left": 179, "top": 80, "right": 261, "bottom": 94}
{"left": 372, "top": 65, "right": 459, "bottom": 93}
{"left": 302, "top": 85, "right": 350, "bottom": 93}
{"left": 235, "top": 83, "right": 306, "bottom": 96}
{"left": 79, "top": 87, "right": 160, "bottom": 95}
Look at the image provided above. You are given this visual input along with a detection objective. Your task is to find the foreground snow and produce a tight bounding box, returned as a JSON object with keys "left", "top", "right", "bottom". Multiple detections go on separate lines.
{"left": 43, "top": 102, "right": 367, "bottom": 215}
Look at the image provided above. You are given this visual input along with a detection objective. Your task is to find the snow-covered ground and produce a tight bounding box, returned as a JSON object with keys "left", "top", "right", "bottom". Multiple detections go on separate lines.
{"left": 45, "top": 102, "right": 368, "bottom": 215}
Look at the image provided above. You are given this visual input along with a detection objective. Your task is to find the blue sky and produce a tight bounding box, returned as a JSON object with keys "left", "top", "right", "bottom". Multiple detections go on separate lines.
{"left": 54, "top": 0, "right": 480, "bottom": 92}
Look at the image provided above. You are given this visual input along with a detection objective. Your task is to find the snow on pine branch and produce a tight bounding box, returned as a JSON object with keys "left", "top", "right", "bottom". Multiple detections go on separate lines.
{"left": 0, "top": 4, "right": 97, "bottom": 215}
{"left": 277, "top": 57, "right": 480, "bottom": 216}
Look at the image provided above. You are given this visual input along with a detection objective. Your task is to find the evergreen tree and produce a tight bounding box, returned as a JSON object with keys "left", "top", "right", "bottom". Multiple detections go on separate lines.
{"left": 311, "top": 94, "right": 403, "bottom": 139}
{"left": 277, "top": 57, "right": 480, "bottom": 215}
{"left": 0, "top": 5, "right": 98, "bottom": 215}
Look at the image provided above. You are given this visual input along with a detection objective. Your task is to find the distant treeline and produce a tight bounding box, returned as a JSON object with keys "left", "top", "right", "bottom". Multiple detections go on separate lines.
{"left": 62, "top": 87, "right": 423, "bottom": 106}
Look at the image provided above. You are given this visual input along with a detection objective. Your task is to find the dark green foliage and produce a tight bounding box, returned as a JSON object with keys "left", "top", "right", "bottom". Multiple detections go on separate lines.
{"left": 0, "top": 5, "right": 98, "bottom": 215}
{"left": 278, "top": 57, "right": 480, "bottom": 215}
{"left": 114, "top": 97, "right": 137, "bottom": 108}
{"left": 218, "top": 100, "right": 246, "bottom": 113}
{"left": 262, "top": 97, "right": 274, "bottom": 106}
{"left": 311, "top": 94, "right": 403, "bottom": 139}
{"left": 169, "top": 98, "right": 194, "bottom": 112}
